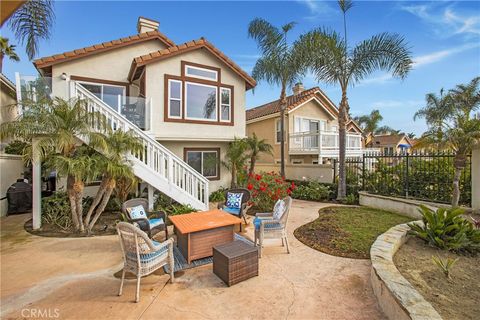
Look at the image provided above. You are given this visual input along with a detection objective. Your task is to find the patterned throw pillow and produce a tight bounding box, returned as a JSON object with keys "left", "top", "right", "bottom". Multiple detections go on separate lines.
{"left": 127, "top": 205, "right": 147, "bottom": 220}
{"left": 226, "top": 192, "right": 243, "bottom": 210}
{"left": 272, "top": 200, "right": 286, "bottom": 220}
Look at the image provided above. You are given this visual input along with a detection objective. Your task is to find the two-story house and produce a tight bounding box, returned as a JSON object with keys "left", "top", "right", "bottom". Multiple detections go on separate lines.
{"left": 246, "top": 84, "right": 365, "bottom": 168}
{"left": 365, "top": 133, "right": 412, "bottom": 154}
{"left": 19, "top": 17, "right": 256, "bottom": 211}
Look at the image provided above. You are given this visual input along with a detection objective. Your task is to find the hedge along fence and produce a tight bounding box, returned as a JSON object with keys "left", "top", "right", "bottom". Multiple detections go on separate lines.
{"left": 334, "top": 152, "right": 472, "bottom": 206}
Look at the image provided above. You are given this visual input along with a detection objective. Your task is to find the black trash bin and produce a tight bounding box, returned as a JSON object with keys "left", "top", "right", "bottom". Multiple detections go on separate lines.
{"left": 6, "top": 179, "right": 32, "bottom": 215}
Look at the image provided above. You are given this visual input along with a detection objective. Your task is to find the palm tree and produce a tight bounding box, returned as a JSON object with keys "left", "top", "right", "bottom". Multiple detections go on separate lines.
{"left": 7, "top": 0, "right": 55, "bottom": 59}
{"left": 298, "top": 0, "right": 412, "bottom": 199}
{"left": 0, "top": 97, "right": 107, "bottom": 231}
{"left": 245, "top": 132, "right": 273, "bottom": 175}
{"left": 248, "top": 18, "right": 309, "bottom": 178}
{"left": 414, "top": 77, "right": 480, "bottom": 207}
{"left": 84, "top": 130, "right": 142, "bottom": 233}
{"left": 222, "top": 138, "right": 248, "bottom": 188}
{"left": 354, "top": 109, "right": 383, "bottom": 135}
{"left": 0, "top": 36, "right": 20, "bottom": 72}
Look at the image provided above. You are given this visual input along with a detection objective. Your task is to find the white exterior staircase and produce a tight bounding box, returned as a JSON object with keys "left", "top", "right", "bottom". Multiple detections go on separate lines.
{"left": 72, "top": 82, "right": 209, "bottom": 210}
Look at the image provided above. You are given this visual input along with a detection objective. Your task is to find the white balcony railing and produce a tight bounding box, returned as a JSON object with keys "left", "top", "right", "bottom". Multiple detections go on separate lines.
{"left": 289, "top": 131, "right": 366, "bottom": 157}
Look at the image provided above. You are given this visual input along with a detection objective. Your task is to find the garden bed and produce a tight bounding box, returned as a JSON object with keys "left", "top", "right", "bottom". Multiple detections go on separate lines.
{"left": 294, "top": 206, "right": 412, "bottom": 258}
{"left": 25, "top": 211, "right": 120, "bottom": 237}
{"left": 394, "top": 237, "right": 480, "bottom": 320}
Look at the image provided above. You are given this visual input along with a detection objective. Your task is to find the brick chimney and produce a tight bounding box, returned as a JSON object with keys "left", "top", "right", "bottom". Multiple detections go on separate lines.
{"left": 293, "top": 83, "right": 304, "bottom": 95}
{"left": 137, "top": 17, "right": 159, "bottom": 33}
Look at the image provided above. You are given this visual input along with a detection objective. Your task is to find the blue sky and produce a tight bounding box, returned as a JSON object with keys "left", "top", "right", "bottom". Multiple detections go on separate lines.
{"left": 1, "top": 0, "right": 479, "bottom": 135}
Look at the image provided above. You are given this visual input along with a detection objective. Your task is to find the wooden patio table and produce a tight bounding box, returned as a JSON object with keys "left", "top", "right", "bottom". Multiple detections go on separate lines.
{"left": 169, "top": 209, "right": 242, "bottom": 264}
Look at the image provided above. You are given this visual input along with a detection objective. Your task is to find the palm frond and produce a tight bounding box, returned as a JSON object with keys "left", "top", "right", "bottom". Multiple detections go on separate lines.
{"left": 248, "top": 18, "right": 283, "bottom": 56}
{"left": 349, "top": 32, "right": 412, "bottom": 85}
{"left": 7, "top": 0, "right": 55, "bottom": 59}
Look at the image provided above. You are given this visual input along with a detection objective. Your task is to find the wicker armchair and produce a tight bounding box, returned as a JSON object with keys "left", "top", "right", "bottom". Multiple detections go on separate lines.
{"left": 116, "top": 222, "right": 174, "bottom": 302}
{"left": 217, "top": 188, "right": 251, "bottom": 231}
{"left": 254, "top": 196, "right": 292, "bottom": 257}
{"left": 122, "top": 198, "right": 168, "bottom": 240}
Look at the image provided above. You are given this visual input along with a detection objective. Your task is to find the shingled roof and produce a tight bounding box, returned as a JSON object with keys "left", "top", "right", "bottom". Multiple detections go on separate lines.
{"left": 246, "top": 87, "right": 339, "bottom": 121}
{"left": 368, "top": 134, "right": 412, "bottom": 147}
{"left": 128, "top": 38, "right": 256, "bottom": 90}
{"left": 33, "top": 30, "right": 175, "bottom": 71}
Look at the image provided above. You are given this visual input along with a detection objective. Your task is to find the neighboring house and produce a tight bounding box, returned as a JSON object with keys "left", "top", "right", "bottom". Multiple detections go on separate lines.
{"left": 18, "top": 17, "right": 256, "bottom": 211}
{"left": 0, "top": 73, "right": 18, "bottom": 147}
{"left": 365, "top": 133, "right": 413, "bottom": 154}
{"left": 246, "top": 84, "right": 367, "bottom": 166}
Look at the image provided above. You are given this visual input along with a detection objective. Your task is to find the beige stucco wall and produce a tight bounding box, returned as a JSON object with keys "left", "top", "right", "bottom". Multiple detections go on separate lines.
{"left": 0, "top": 154, "right": 26, "bottom": 216}
{"left": 288, "top": 99, "right": 338, "bottom": 131}
{"left": 246, "top": 116, "right": 280, "bottom": 163}
{"left": 472, "top": 147, "right": 480, "bottom": 211}
{"left": 51, "top": 39, "right": 166, "bottom": 99}
{"left": 255, "top": 163, "right": 333, "bottom": 183}
{"left": 145, "top": 49, "right": 246, "bottom": 141}
{"left": 159, "top": 140, "right": 231, "bottom": 193}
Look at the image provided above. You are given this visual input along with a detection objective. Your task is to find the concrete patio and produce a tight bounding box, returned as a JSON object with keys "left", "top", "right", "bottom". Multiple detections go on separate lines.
{"left": 1, "top": 200, "right": 384, "bottom": 319}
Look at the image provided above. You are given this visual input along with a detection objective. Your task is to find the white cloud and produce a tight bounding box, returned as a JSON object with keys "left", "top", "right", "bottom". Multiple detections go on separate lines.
{"left": 401, "top": 3, "right": 480, "bottom": 38}
{"left": 413, "top": 42, "right": 480, "bottom": 67}
{"left": 297, "top": 0, "right": 335, "bottom": 20}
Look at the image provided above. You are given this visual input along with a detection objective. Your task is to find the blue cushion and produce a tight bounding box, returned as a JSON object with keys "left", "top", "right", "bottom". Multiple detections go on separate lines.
{"left": 127, "top": 242, "right": 168, "bottom": 262}
{"left": 253, "top": 217, "right": 282, "bottom": 230}
{"left": 226, "top": 192, "right": 243, "bottom": 209}
{"left": 127, "top": 205, "right": 147, "bottom": 220}
{"left": 149, "top": 218, "right": 164, "bottom": 228}
{"left": 223, "top": 206, "right": 241, "bottom": 216}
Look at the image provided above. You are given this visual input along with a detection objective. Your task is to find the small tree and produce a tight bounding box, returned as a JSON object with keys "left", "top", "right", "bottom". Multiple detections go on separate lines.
{"left": 0, "top": 37, "right": 20, "bottom": 72}
{"left": 245, "top": 132, "right": 273, "bottom": 176}
{"left": 84, "top": 130, "right": 142, "bottom": 232}
{"left": 222, "top": 138, "right": 248, "bottom": 188}
{"left": 414, "top": 77, "right": 480, "bottom": 207}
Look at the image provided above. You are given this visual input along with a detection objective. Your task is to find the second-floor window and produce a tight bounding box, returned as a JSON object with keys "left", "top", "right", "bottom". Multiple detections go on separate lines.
{"left": 165, "top": 61, "right": 234, "bottom": 125}
{"left": 275, "top": 119, "right": 282, "bottom": 143}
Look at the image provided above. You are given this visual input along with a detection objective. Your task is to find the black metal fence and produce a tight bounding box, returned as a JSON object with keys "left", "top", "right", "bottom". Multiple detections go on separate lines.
{"left": 333, "top": 151, "right": 472, "bottom": 206}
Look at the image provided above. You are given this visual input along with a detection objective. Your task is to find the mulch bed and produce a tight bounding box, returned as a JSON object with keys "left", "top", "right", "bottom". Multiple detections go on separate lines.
{"left": 24, "top": 211, "right": 121, "bottom": 237}
{"left": 294, "top": 206, "right": 412, "bottom": 259}
{"left": 394, "top": 237, "right": 480, "bottom": 320}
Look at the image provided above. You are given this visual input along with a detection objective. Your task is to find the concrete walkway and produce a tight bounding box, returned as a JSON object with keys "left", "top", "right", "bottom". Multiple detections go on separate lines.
{"left": 1, "top": 200, "right": 384, "bottom": 319}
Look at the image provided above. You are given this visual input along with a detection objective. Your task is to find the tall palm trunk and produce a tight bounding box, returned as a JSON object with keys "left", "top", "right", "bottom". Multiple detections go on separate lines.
{"left": 67, "top": 175, "right": 80, "bottom": 230}
{"left": 279, "top": 85, "right": 287, "bottom": 178}
{"left": 88, "top": 178, "right": 115, "bottom": 232}
{"left": 231, "top": 166, "right": 237, "bottom": 188}
{"left": 337, "top": 89, "right": 349, "bottom": 200}
{"left": 452, "top": 154, "right": 466, "bottom": 207}
{"left": 72, "top": 179, "right": 85, "bottom": 232}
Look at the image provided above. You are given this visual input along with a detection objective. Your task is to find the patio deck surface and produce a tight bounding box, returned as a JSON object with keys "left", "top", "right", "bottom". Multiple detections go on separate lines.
{"left": 0, "top": 200, "right": 384, "bottom": 319}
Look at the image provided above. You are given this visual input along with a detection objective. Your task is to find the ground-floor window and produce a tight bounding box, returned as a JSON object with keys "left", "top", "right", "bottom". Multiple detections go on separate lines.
{"left": 184, "top": 148, "right": 220, "bottom": 180}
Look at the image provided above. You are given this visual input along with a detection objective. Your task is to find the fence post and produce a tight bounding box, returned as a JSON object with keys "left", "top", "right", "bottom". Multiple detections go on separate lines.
{"left": 332, "top": 159, "right": 337, "bottom": 184}
{"left": 362, "top": 153, "right": 366, "bottom": 191}
{"left": 405, "top": 152, "right": 409, "bottom": 198}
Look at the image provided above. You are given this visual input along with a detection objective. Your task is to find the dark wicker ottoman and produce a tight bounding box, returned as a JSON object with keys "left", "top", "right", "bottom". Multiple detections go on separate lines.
{"left": 213, "top": 240, "right": 259, "bottom": 286}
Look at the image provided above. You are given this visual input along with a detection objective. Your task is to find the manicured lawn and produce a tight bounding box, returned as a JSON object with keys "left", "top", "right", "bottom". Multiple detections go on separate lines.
{"left": 294, "top": 206, "right": 413, "bottom": 259}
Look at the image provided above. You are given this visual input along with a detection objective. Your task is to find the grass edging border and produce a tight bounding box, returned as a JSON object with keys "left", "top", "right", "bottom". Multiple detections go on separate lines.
{"left": 370, "top": 221, "right": 442, "bottom": 320}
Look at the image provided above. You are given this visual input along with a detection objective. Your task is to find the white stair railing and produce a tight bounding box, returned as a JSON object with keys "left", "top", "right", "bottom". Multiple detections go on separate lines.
{"left": 72, "top": 81, "right": 209, "bottom": 210}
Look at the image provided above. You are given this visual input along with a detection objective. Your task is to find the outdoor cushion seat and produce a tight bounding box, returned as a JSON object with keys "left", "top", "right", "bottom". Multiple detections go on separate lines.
{"left": 148, "top": 218, "right": 164, "bottom": 228}
{"left": 223, "top": 206, "right": 241, "bottom": 216}
{"left": 122, "top": 198, "right": 168, "bottom": 240}
{"left": 253, "top": 217, "right": 282, "bottom": 230}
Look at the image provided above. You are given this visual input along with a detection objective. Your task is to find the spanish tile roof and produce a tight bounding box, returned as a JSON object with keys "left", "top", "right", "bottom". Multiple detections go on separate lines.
{"left": 368, "top": 134, "right": 411, "bottom": 147}
{"left": 33, "top": 30, "right": 175, "bottom": 70}
{"left": 128, "top": 38, "right": 256, "bottom": 89}
{"left": 0, "top": 73, "right": 16, "bottom": 92}
{"left": 246, "top": 87, "right": 338, "bottom": 121}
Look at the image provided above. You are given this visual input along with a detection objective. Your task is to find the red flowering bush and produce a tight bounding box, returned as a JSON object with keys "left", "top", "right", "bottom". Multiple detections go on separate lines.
{"left": 247, "top": 171, "right": 294, "bottom": 211}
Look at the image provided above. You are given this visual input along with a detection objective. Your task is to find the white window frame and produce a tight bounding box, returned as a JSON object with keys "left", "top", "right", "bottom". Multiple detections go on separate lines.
{"left": 77, "top": 81, "right": 126, "bottom": 111}
{"left": 186, "top": 150, "right": 219, "bottom": 179}
{"left": 220, "top": 87, "right": 231, "bottom": 122}
{"left": 168, "top": 79, "right": 182, "bottom": 119}
{"left": 185, "top": 65, "right": 218, "bottom": 81}
{"left": 275, "top": 119, "right": 282, "bottom": 144}
{"left": 185, "top": 81, "right": 218, "bottom": 122}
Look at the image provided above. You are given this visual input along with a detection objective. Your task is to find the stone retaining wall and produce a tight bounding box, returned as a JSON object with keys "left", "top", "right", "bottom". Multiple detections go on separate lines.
{"left": 370, "top": 222, "right": 442, "bottom": 320}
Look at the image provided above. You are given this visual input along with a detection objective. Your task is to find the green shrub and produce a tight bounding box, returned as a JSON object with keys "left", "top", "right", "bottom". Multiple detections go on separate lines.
{"left": 209, "top": 187, "right": 226, "bottom": 203}
{"left": 408, "top": 206, "right": 480, "bottom": 253}
{"left": 432, "top": 256, "right": 459, "bottom": 279}
{"left": 166, "top": 204, "right": 197, "bottom": 216}
{"left": 344, "top": 193, "right": 358, "bottom": 205}
{"left": 247, "top": 172, "right": 293, "bottom": 211}
{"left": 42, "top": 192, "right": 73, "bottom": 230}
{"left": 291, "top": 181, "right": 331, "bottom": 201}
{"left": 4, "top": 140, "right": 28, "bottom": 155}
